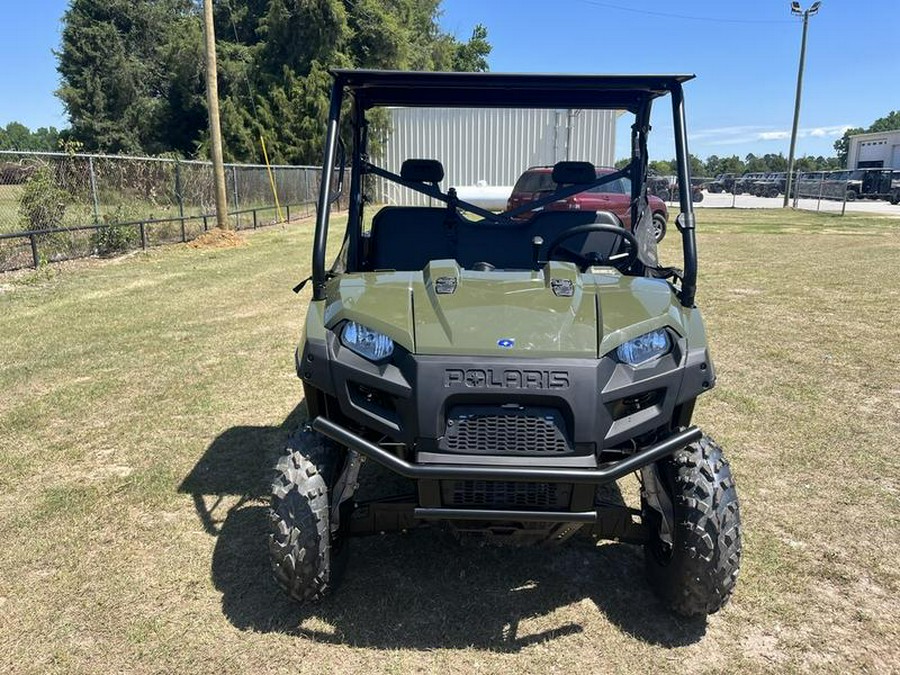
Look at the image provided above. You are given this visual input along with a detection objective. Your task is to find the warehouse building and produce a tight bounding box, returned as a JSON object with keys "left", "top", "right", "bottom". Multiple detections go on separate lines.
{"left": 847, "top": 130, "right": 900, "bottom": 169}
{"left": 376, "top": 107, "right": 619, "bottom": 205}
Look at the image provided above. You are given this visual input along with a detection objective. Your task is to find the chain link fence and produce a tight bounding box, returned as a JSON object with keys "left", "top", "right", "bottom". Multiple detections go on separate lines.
{"left": 694, "top": 170, "right": 900, "bottom": 215}
{"left": 0, "top": 151, "right": 326, "bottom": 271}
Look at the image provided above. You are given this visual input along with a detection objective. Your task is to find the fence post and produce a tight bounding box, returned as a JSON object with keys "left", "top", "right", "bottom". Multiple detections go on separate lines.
{"left": 253, "top": 209, "right": 258, "bottom": 229}
{"left": 140, "top": 222, "right": 147, "bottom": 250}
{"left": 286, "top": 204, "right": 291, "bottom": 222}
{"left": 88, "top": 156, "right": 101, "bottom": 223}
{"left": 817, "top": 174, "right": 823, "bottom": 212}
{"left": 175, "top": 159, "right": 186, "bottom": 242}
{"left": 30, "top": 233, "right": 39, "bottom": 269}
{"left": 232, "top": 165, "right": 239, "bottom": 228}
{"left": 304, "top": 169, "right": 312, "bottom": 217}
{"left": 841, "top": 187, "right": 848, "bottom": 216}
{"left": 203, "top": 216, "right": 208, "bottom": 231}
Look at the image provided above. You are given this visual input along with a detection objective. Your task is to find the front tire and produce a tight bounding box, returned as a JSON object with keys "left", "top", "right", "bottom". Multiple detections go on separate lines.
{"left": 644, "top": 434, "right": 742, "bottom": 616}
{"left": 651, "top": 212, "right": 667, "bottom": 243}
{"left": 269, "top": 427, "right": 347, "bottom": 603}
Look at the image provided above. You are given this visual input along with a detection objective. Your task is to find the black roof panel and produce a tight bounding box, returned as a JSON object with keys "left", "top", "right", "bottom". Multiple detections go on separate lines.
{"left": 332, "top": 69, "right": 694, "bottom": 111}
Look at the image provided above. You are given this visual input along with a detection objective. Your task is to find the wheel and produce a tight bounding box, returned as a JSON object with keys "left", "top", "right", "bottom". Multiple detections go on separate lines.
{"left": 269, "top": 426, "right": 348, "bottom": 603}
{"left": 846, "top": 189, "right": 858, "bottom": 201}
{"left": 651, "top": 212, "right": 667, "bottom": 243}
{"left": 643, "top": 434, "right": 742, "bottom": 617}
{"left": 657, "top": 188, "right": 672, "bottom": 202}
{"left": 692, "top": 189, "right": 704, "bottom": 203}
{"left": 890, "top": 193, "right": 899, "bottom": 205}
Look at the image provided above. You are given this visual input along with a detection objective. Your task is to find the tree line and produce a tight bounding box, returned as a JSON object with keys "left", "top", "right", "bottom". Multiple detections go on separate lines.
{"left": 54, "top": 0, "right": 491, "bottom": 165}
{"left": 620, "top": 152, "right": 846, "bottom": 178}
{"left": 0, "top": 123, "right": 61, "bottom": 152}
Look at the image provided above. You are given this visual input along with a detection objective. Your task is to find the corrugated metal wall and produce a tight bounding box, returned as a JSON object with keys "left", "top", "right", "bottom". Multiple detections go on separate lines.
{"left": 376, "top": 107, "right": 619, "bottom": 205}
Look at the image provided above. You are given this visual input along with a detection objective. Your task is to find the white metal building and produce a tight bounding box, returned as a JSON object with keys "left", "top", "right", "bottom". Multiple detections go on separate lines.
{"left": 847, "top": 130, "right": 900, "bottom": 169}
{"left": 376, "top": 107, "right": 619, "bottom": 205}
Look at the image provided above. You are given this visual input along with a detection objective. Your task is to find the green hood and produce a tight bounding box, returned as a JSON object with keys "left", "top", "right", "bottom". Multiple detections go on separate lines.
{"left": 322, "top": 260, "right": 694, "bottom": 358}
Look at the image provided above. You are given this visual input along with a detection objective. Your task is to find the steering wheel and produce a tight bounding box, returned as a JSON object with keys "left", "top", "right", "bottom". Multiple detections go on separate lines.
{"left": 544, "top": 223, "right": 639, "bottom": 272}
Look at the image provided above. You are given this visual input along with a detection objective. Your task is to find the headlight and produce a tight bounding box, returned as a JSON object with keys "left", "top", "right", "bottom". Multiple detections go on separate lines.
{"left": 341, "top": 321, "right": 394, "bottom": 361}
{"left": 616, "top": 329, "right": 671, "bottom": 366}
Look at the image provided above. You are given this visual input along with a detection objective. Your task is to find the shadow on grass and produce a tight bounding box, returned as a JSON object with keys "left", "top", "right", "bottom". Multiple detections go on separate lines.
{"left": 180, "top": 407, "right": 707, "bottom": 651}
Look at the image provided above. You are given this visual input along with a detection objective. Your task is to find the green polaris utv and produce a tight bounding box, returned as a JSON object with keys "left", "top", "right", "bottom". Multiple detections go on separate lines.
{"left": 270, "top": 70, "right": 741, "bottom": 617}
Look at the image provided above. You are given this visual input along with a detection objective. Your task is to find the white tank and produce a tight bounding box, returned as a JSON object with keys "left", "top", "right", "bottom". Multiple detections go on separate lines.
{"left": 452, "top": 180, "right": 513, "bottom": 211}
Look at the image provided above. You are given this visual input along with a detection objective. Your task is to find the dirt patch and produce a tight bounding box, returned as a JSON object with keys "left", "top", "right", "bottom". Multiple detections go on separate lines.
{"left": 188, "top": 229, "right": 246, "bottom": 249}
{"left": 741, "top": 628, "right": 787, "bottom": 666}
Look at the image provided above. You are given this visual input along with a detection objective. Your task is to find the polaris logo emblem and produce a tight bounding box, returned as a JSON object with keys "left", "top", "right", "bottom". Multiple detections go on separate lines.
{"left": 443, "top": 369, "right": 570, "bottom": 390}
{"left": 497, "top": 338, "right": 515, "bottom": 349}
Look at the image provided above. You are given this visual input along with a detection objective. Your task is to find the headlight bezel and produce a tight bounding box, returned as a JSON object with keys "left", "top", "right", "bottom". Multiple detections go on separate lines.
{"left": 339, "top": 321, "right": 395, "bottom": 362}
{"left": 615, "top": 328, "right": 672, "bottom": 367}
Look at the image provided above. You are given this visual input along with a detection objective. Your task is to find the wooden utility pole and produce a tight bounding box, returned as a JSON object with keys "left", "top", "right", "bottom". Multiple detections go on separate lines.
{"left": 202, "top": 0, "right": 229, "bottom": 229}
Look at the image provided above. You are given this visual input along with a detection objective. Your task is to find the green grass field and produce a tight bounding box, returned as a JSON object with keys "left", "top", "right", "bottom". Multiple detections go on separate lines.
{"left": 0, "top": 184, "right": 23, "bottom": 232}
{"left": 0, "top": 209, "right": 898, "bottom": 673}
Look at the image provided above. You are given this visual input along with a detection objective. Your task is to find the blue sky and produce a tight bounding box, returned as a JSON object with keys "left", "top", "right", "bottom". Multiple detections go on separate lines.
{"left": 3, "top": 1, "right": 898, "bottom": 160}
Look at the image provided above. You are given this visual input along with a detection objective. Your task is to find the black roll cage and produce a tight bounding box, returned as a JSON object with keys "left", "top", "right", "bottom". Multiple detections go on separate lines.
{"left": 311, "top": 70, "right": 698, "bottom": 308}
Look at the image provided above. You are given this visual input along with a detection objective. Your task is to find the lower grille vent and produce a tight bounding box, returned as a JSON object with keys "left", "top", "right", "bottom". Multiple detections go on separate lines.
{"left": 442, "top": 480, "right": 571, "bottom": 509}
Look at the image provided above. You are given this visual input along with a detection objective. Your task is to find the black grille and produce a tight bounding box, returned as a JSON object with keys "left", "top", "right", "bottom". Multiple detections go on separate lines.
{"left": 442, "top": 480, "right": 571, "bottom": 509}
{"left": 440, "top": 405, "right": 572, "bottom": 455}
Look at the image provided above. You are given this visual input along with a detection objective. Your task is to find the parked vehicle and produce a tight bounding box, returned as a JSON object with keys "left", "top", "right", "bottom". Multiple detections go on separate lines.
{"left": 647, "top": 174, "right": 704, "bottom": 203}
{"left": 794, "top": 171, "right": 826, "bottom": 199}
{"left": 706, "top": 173, "right": 736, "bottom": 193}
{"left": 733, "top": 172, "right": 766, "bottom": 195}
{"left": 859, "top": 168, "right": 897, "bottom": 200}
{"left": 675, "top": 177, "right": 706, "bottom": 203}
{"left": 272, "top": 69, "right": 742, "bottom": 618}
{"left": 647, "top": 173, "right": 674, "bottom": 201}
{"left": 750, "top": 172, "right": 786, "bottom": 198}
{"left": 794, "top": 169, "right": 895, "bottom": 201}
{"left": 824, "top": 170, "right": 863, "bottom": 200}
{"left": 508, "top": 166, "right": 670, "bottom": 242}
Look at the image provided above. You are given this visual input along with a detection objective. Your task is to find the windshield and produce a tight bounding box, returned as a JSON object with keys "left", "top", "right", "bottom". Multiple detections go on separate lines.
{"left": 341, "top": 103, "right": 673, "bottom": 279}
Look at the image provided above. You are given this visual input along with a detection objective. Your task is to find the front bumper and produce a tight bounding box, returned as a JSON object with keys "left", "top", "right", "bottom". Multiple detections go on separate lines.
{"left": 298, "top": 329, "right": 714, "bottom": 457}
{"left": 315, "top": 415, "right": 700, "bottom": 528}
{"left": 314, "top": 416, "right": 701, "bottom": 484}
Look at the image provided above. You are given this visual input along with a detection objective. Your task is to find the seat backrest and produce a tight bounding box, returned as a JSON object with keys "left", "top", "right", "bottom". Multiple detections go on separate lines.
{"left": 456, "top": 210, "right": 620, "bottom": 269}
{"left": 368, "top": 206, "right": 455, "bottom": 270}
{"left": 368, "top": 207, "right": 626, "bottom": 271}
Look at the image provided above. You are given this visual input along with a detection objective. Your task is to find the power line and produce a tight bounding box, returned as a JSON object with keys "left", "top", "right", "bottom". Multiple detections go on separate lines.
{"left": 575, "top": 0, "right": 794, "bottom": 24}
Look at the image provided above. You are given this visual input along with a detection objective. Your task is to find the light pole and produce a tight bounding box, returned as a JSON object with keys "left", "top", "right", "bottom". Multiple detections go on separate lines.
{"left": 783, "top": 1, "right": 821, "bottom": 208}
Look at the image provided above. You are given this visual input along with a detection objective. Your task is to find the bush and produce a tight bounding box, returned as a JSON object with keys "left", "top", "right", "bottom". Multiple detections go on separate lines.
{"left": 18, "top": 164, "right": 69, "bottom": 231}
{"left": 92, "top": 205, "right": 140, "bottom": 256}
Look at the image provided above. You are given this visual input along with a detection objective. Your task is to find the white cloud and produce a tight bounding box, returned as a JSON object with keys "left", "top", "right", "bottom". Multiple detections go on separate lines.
{"left": 688, "top": 123, "right": 855, "bottom": 148}
{"left": 757, "top": 125, "right": 853, "bottom": 142}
